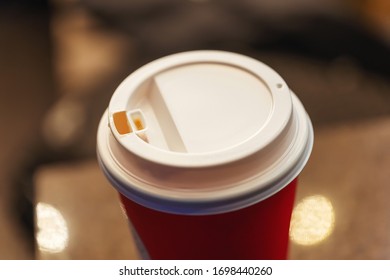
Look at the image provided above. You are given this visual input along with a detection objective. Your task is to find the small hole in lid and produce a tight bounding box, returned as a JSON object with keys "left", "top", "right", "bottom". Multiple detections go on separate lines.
{"left": 276, "top": 83, "right": 283, "bottom": 89}
{"left": 130, "top": 110, "right": 146, "bottom": 131}
{"left": 113, "top": 111, "right": 132, "bottom": 135}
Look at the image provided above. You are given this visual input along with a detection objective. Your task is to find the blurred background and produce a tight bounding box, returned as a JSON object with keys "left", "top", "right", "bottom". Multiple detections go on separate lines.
{"left": 0, "top": 0, "right": 389, "bottom": 259}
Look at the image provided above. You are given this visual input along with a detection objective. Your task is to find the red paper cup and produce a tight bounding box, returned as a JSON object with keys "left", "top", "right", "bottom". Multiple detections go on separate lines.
{"left": 97, "top": 51, "right": 313, "bottom": 259}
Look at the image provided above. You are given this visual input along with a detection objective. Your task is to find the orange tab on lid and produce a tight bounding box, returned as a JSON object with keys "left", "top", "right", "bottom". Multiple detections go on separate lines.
{"left": 113, "top": 111, "right": 132, "bottom": 135}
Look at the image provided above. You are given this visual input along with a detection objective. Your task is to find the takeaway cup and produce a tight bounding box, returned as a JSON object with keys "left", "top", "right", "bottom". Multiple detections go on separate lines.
{"left": 97, "top": 50, "right": 313, "bottom": 259}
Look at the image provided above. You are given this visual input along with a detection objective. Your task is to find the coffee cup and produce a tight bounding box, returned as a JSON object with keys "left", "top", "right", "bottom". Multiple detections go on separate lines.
{"left": 97, "top": 50, "right": 313, "bottom": 259}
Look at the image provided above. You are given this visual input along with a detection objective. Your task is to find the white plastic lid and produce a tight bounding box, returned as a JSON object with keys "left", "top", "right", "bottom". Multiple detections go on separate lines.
{"left": 108, "top": 51, "right": 292, "bottom": 167}
{"left": 97, "top": 51, "right": 314, "bottom": 214}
